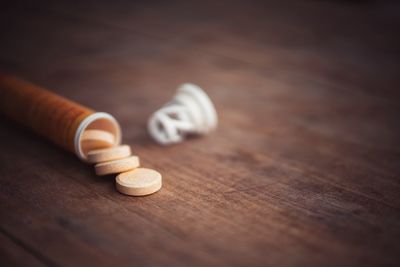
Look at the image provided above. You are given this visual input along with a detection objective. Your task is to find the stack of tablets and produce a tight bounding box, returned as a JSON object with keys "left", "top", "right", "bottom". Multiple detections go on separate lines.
{"left": 81, "top": 130, "right": 162, "bottom": 196}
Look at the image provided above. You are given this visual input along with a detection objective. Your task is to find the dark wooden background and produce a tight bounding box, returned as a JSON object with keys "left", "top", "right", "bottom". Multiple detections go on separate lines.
{"left": 1, "top": 1, "right": 400, "bottom": 266}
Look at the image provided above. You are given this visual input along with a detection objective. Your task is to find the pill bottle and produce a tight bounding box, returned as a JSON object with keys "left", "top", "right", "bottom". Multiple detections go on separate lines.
{"left": 0, "top": 74, "right": 121, "bottom": 161}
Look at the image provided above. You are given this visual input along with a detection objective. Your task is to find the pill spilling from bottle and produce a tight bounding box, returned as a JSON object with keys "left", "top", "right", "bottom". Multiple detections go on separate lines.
{"left": 0, "top": 75, "right": 218, "bottom": 198}
{"left": 83, "top": 129, "right": 162, "bottom": 196}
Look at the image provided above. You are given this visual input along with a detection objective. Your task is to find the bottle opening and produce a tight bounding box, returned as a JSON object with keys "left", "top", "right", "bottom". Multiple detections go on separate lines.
{"left": 74, "top": 112, "right": 121, "bottom": 161}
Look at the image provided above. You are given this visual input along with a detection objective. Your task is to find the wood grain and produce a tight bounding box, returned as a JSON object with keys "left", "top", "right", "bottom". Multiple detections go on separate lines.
{"left": 0, "top": 1, "right": 399, "bottom": 266}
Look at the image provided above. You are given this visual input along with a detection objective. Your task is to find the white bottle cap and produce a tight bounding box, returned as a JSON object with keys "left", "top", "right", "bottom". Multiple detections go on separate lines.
{"left": 148, "top": 83, "right": 217, "bottom": 145}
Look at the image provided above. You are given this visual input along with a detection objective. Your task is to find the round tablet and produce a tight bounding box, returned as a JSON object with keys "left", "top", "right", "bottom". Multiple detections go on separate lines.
{"left": 116, "top": 168, "right": 162, "bottom": 196}
{"left": 81, "top": 129, "right": 115, "bottom": 153}
{"left": 95, "top": 156, "right": 140, "bottom": 176}
{"left": 87, "top": 145, "right": 131, "bottom": 164}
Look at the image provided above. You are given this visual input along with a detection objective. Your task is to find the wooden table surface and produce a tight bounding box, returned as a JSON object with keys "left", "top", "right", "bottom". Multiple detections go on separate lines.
{"left": 1, "top": 1, "right": 400, "bottom": 266}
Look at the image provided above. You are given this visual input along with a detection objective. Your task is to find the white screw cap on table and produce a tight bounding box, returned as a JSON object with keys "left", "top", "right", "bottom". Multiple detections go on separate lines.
{"left": 148, "top": 83, "right": 218, "bottom": 145}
